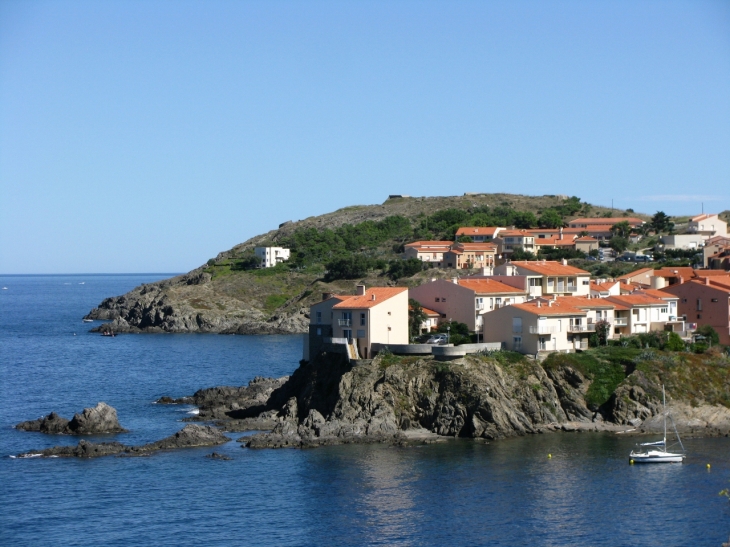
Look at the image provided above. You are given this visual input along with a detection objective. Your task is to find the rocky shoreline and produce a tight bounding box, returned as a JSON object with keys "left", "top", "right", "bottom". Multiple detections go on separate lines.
{"left": 13, "top": 352, "right": 730, "bottom": 458}
{"left": 159, "top": 351, "right": 730, "bottom": 450}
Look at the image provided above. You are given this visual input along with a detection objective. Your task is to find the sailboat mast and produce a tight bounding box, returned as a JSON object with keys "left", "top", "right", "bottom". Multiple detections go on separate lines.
{"left": 662, "top": 384, "right": 667, "bottom": 446}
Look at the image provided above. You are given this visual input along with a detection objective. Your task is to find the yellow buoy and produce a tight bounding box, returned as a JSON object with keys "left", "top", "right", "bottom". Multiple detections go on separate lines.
{"left": 707, "top": 463, "right": 711, "bottom": 469}
{"left": 548, "top": 453, "right": 552, "bottom": 458}
{"left": 630, "top": 459, "right": 634, "bottom": 465}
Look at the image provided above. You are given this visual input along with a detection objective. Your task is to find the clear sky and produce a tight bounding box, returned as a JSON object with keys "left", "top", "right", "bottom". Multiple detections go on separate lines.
{"left": 1, "top": 0, "right": 729, "bottom": 274}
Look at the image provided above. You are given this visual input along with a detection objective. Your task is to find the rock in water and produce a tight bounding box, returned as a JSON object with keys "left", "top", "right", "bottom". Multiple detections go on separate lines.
{"left": 16, "top": 425, "right": 231, "bottom": 459}
{"left": 15, "top": 402, "right": 127, "bottom": 435}
{"left": 68, "top": 402, "right": 127, "bottom": 434}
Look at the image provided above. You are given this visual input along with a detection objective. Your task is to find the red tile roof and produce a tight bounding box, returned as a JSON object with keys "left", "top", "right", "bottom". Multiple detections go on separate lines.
{"left": 405, "top": 241, "right": 453, "bottom": 248}
{"left": 457, "top": 278, "right": 525, "bottom": 294}
{"left": 510, "top": 300, "right": 587, "bottom": 316}
{"left": 616, "top": 268, "right": 654, "bottom": 281}
{"left": 455, "top": 227, "right": 502, "bottom": 236}
{"left": 508, "top": 261, "right": 590, "bottom": 276}
{"left": 333, "top": 287, "right": 407, "bottom": 309}
{"left": 605, "top": 294, "right": 666, "bottom": 307}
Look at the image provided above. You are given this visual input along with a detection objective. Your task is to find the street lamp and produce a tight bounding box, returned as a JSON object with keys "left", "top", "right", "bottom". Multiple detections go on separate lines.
{"left": 447, "top": 325, "right": 450, "bottom": 345}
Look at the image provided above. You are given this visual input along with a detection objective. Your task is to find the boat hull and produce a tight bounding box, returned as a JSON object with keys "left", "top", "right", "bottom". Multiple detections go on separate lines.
{"left": 630, "top": 450, "right": 684, "bottom": 464}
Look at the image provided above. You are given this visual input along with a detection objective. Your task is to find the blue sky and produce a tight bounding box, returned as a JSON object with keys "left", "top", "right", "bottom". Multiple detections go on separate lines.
{"left": 1, "top": 0, "right": 728, "bottom": 274}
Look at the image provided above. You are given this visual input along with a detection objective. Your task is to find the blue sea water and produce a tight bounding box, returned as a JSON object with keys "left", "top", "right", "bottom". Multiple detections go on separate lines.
{"left": 1, "top": 274, "right": 729, "bottom": 547}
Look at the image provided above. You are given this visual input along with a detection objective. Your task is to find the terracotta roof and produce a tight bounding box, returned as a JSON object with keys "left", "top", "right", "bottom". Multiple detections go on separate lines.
{"left": 590, "top": 280, "right": 618, "bottom": 290}
{"left": 333, "top": 287, "right": 407, "bottom": 309}
{"left": 616, "top": 268, "right": 654, "bottom": 281}
{"left": 653, "top": 267, "right": 695, "bottom": 280}
{"left": 421, "top": 306, "right": 441, "bottom": 316}
{"left": 691, "top": 213, "right": 717, "bottom": 222}
{"left": 457, "top": 278, "right": 525, "bottom": 294}
{"left": 507, "top": 261, "right": 589, "bottom": 276}
{"left": 498, "top": 229, "right": 534, "bottom": 237}
{"left": 620, "top": 282, "right": 640, "bottom": 293}
{"left": 549, "top": 295, "right": 615, "bottom": 309}
{"left": 636, "top": 289, "right": 678, "bottom": 300}
{"left": 527, "top": 227, "right": 584, "bottom": 235}
{"left": 453, "top": 242, "right": 498, "bottom": 251}
{"left": 575, "top": 236, "right": 598, "bottom": 242}
{"left": 605, "top": 294, "right": 666, "bottom": 307}
{"left": 510, "top": 300, "right": 587, "bottom": 316}
{"left": 455, "top": 227, "right": 502, "bottom": 236}
{"left": 694, "top": 270, "right": 730, "bottom": 277}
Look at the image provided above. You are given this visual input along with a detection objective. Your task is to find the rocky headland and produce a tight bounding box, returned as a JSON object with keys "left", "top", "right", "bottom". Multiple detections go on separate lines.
{"left": 155, "top": 348, "right": 730, "bottom": 450}
{"left": 15, "top": 402, "right": 127, "bottom": 435}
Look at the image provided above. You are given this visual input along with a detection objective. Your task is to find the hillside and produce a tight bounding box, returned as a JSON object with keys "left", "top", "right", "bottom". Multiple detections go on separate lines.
{"left": 84, "top": 193, "right": 654, "bottom": 334}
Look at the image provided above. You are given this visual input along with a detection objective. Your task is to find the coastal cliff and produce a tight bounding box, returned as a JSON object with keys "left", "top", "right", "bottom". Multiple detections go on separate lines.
{"left": 171, "top": 347, "right": 730, "bottom": 448}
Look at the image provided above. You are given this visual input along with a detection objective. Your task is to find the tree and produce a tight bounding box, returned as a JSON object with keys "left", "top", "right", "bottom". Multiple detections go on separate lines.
{"left": 538, "top": 209, "right": 564, "bottom": 229}
{"left": 324, "top": 255, "right": 373, "bottom": 281}
{"left": 589, "top": 249, "right": 599, "bottom": 257}
{"left": 610, "top": 221, "right": 632, "bottom": 238}
{"left": 651, "top": 211, "right": 673, "bottom": 233}
{"left": 408, "top": 298, "right": 427, "bottom": 341}
{"left": 609, "top": 236, "right": 629, "bottom": 253}
{"left": 595, "top": 319, "right": 610, "bottom": 346}
{"left": 666, "top": 332, "right": 685, "bottom": 351}
{"left": 457, "top": 235, "right": 473, "bottom": 243}
{"left": 695, "top": 325, "right": 720, "bottom": 346}
{"left": 437, "top": 320, "right": 471, "bottom": 345}
{"left": 510, "top": 247, "right": 537, "bottom": 261}
{"left": 388, "top": 258, "right": 423, "bottom": 280}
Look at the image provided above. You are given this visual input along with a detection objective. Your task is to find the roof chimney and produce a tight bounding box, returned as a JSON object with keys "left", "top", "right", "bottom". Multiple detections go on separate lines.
{"left": 705, "top": 277, "right": 710, "bottom": 285}
{"left": 537, "top": 301, "right": 541, "bottom": 308}
{"left": 452, "top": 277, "right": 458, "bottom": 284}
{"left": 553, "top": 294, "right": 558, "bottom": 301}
{"left": 562, "top": 258, "right": 568, "bottom": 266}
{"left": 371, "top": 293, "right": 376, "bottom": 301}
{"left": 559, "top": 227, "right": 564, "bottom": 240}
{"left": 356, "top": 284, "right": 366, "bottom": 296}
{"left": 548, "top": 300, "right": 553, "bottom": 307}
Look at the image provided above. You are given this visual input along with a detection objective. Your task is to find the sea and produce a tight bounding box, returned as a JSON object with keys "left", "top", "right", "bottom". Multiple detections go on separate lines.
{"left": 1, "top": 274, "right": 728, "bottom": 547}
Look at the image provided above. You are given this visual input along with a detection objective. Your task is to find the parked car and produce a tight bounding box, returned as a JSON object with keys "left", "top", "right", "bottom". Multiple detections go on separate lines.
{"left": 426, "top": 334, "right": 448, "bottom": 345}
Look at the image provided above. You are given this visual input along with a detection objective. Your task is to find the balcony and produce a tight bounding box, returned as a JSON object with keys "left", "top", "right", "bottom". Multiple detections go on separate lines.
{"left": 567, "top": 286, "right": 578, "bottom": 293}
{"left": 475, "top": 303, "right": 484, "bottom": 310}
{"left": 338, "top": 319, "right": 352, "bottom": 326}
{"left": 530, "top": 325, "right": 557, "bottom": 334}
{"left": 613, "top": 318, "right": 628, "bottom": 326}
{"left": 567, "top": 323, "right": 595, "bottom": 333}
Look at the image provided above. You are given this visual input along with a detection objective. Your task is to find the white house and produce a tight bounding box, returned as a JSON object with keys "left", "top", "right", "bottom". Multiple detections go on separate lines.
{"left": 254, "top": 247, "right": 291, "bottom": 268}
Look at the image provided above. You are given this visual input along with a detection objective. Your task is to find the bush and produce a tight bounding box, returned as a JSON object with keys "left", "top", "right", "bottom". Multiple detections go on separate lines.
{"left": 666, "top": 332, "right": 685, "bottom": 351}
{"left": 695, "top": 325, "right": 720, "bottom": 346}
{"left": 388, "top": 258, "right": 424, "bottom": 280}
{"left": 324, "top": 255, "right": 374, "bottom": 281}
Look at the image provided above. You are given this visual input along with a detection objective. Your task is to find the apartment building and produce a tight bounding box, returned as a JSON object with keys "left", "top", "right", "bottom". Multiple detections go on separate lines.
{"left": 403, "top": 241, "right": 453, "bottom": 265}
{"left": 604, "top": 293, "right": 681, "bottom": 337}
{"left": 661, "top": 276, "right": 730, "bottom": 345}
{"left": 409, "top": 277, "right": 526, "bottom": 332}
{"left": 254, "top": 247, "right": 291, "bottom": 268}
{"left": 493, "top": 260, "right": 591, "bottom": 297}
{"left": 455, "top": 227, "right": 503, "bottom": 242}
{"left": 493, "top": 230, "right": 536, "bottom": 256}
{"left": 442, "top": 242, "right": 498, "bottom": 269}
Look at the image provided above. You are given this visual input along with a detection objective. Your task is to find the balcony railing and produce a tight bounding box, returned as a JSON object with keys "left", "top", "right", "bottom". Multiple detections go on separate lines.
{"left": 338, "top": 319, "right": 351, "bottom": 326}
{"left": 567, "top": 286, "right": 578, "bottom": 292}
{"left": 475, "top": 303, "right": 484, "bottom": 310}
{"left": 568, "top": 323, "right": 596, "bottom": 333}
{"left": 613, "top": 318, "right": 628, "bottom": 326}
{"left": 530, "top": 326, "right": 557, "bottom": 334}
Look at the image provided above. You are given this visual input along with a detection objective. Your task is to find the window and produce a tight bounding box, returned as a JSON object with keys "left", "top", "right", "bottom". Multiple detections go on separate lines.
{"left": 697, "top": 299, "right": 702, "bottom": 311}
{"left": 513, "top": 337, "right": 522, "bottom": 351}
{"left": 387, "top": 311, "right": 391, "bottom": 315}
{"left": 316, "top": 311, "right": 322, "bottom": 324}
{"left": 357, "top": 329, "right": 365, "bottom": 338}
{"left": 360, "top": 313, "right": 366, "bottom": 326}
{"left": 512, "top": 317, "right": 522, "bottom": 333}
{"left": 435, "top": 298, "right": 440, "bottom": 302}
{"left": 582, "top": 279, "right": 590, "bottom": 285}
{"left": 316, "top": 328, "right": 321, "bottom": 335}
{"left": 697, "top": 314, "right": 701, "bottom": 319}
{"left": 442, "top": 298, "right": 446, "bottom": 302}
{"left": 711, "top": 298, "right": 718, "bottom": 302}
{"left": 660, "top": 307, "right": 667, "bottom": 314}
{"left": 682, "top": 298, "right": 687, "bottom": 303}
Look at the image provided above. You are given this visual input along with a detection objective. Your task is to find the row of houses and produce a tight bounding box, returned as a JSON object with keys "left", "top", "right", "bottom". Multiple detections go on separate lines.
{"left": 304, "top": 260, "right": 730, "bottom": 361}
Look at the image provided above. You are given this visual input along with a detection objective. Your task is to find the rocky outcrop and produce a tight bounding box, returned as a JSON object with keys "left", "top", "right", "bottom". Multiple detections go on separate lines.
{"left": 85, "top": 269, "right": 311, "bottom": 335}
{"left": 16, "top": 425, "right": 230, "bottom": 459}
{"left": 157, "top": 376, "right": 289, "bottom": 421}
{"left": 15, "top": 403, "right": 127, "bottom": 435}
{"left": 240, "top": 353, "right": 583, "bottom": 449}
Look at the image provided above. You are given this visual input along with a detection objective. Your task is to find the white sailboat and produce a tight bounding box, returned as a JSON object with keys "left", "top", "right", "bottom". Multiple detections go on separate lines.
{"left": 630, "top": 385, "right": 685, "bottom": 464}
